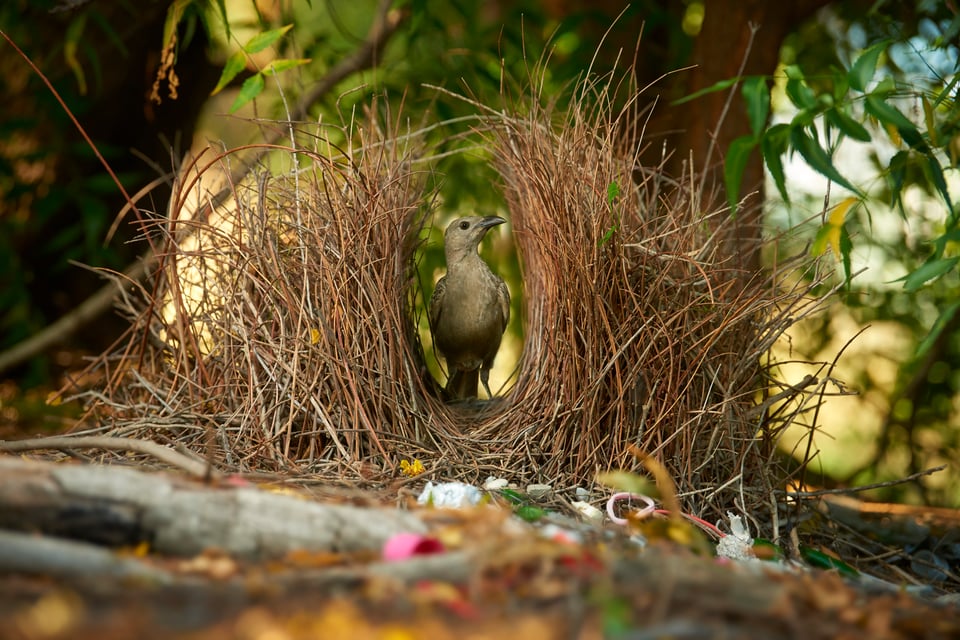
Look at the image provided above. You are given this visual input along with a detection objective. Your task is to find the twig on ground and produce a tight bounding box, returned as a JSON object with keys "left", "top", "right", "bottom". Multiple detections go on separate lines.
{"left": 785, "top": 465, "right": 947, "bottom": 498}
{"left": 0, "top": 435, "right": 214, "bottom": 478}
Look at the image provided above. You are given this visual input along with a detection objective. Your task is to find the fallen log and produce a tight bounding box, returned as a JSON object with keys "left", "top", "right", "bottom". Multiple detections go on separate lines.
{"left": 0, "top": 456, "right": 424, "bottom": 560}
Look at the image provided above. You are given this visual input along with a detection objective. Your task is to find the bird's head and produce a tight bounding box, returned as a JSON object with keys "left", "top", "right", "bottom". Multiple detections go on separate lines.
{"left": 443, "top": 215, "right": 507, "bottom": 257}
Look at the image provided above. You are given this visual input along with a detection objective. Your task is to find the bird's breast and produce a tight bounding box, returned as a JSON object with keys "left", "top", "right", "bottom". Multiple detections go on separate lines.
{"left": 433, "top": 265, "right": 507, "bottom": 363}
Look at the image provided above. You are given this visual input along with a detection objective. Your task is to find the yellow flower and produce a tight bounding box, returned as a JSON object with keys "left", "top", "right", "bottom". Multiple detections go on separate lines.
{"left": 399, "top": 459, "right": 425, "bottom": 477}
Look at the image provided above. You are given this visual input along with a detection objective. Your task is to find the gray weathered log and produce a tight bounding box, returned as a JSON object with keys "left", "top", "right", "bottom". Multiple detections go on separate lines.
{"left": 0, "top": 529, "right": 174, "bottom": 583}
{"left": 0, "top": 457, "right": 425, "bottom": 560}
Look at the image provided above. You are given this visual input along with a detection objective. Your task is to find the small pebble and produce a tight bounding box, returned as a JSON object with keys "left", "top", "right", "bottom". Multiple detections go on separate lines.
{"left": 526, "top": 483, "right": 552, "bottom": 499}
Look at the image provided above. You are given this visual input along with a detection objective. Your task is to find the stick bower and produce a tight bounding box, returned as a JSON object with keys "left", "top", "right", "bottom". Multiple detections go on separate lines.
{"left": 86, "top": 80, "right": 822, "bottom": 524}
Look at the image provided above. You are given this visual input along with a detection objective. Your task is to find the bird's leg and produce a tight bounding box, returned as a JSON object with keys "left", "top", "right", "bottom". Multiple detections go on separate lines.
{"left": 480, "top": 368, "right": 493, "bottom": 398}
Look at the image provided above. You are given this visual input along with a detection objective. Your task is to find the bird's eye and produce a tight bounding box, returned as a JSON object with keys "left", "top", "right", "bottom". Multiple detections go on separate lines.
{"left": 459, "top": 221, "right": 470, "bottom": 230}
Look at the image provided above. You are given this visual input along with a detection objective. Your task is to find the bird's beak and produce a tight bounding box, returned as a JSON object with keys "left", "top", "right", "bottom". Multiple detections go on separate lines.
{"left": 478, "top": 216, "right": 507, "bottom": 229}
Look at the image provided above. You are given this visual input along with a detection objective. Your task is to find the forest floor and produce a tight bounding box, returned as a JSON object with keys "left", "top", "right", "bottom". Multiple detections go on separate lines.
{"left": 2, "top": 385, "right": 960, "bottom": 640}
{"left": 4, "top": 506, "right": 960, "bottom": 640}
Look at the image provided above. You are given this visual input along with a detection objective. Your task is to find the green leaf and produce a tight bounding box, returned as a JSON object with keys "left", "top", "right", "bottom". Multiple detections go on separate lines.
{"left": 921, "top": 155, "right": 954, "bottom": 219}
{"left": 211, "top": 50, "right": 247, "bottom": 95}
{"left": 606, "top": 180, "right": 620, "bottom": 207}
{"left": 887, "top": 150, "right": 909, "bottom": 216}
{"left": 784, "top": 65, "right": 817, "bottom": 110}
{"left": 922, "top": 95, "right": 939, "bottom": 147}
{"left": 790, "top": 128, "right": 862, "bottom": 194}
{"left": 800, "top": 546, "right": 860, "bottom": 578}
{"left": 263, "top": 58, "right": 311, "bottom": 75}
{"left": 812, "top": 197, "right": 857, "bottom": 259}
{"left": 933, "top": 75, "right": 959, "bottom": 108}
{"left": 671, "top": 76, "right": 741, "bottom": 105}
{"left": 848, "top": 41, "right": 887, "bottom": 92}
{"left": 825, "top": 108, "right": 871, "bottom": 142}
{"left": 64, "top": 15, "right": 88, "bottom": 95}
{"left": 839, "top": 225, "right": 853, "bottom": 288}
{"left": 229, "top": 72, "right": 265, "bottom": 113}
{"left": 244, "top": 24, "right": 293, "bottom": 54}
{"left": 212, "top": 0, "right": 230, "bottom": 40}
{"left": 811, "top": 222, "right": 833, "bottom": 257}
{"left": 901, "top": 257, "right": 959, "bottom": 292}
{"left": 742, "top": 76, "right": 769, "bottom": 138}
{"left": 515, "top": 505, "right": 546, "bottom": 522}
{"left": 724, "top": 135, "right": 756, "bottom": 216}
{"left": 761, "top": 124, "right": 791, "bottom": 204}
{"left": 498, "top": 488, "right": 524, "bottom": 504}
{"left": 161, "top": 0, "right": 191, "bottom": 51}
{"left": 916, "top": 301, "right": 960, "bottom": 358}
{"left": 864, "top": 95, "right": 916, "bottom": 131}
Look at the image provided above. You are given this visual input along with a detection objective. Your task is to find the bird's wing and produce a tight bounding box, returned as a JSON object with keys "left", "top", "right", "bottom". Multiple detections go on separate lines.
{"left": 497, "top": 277, "right": 510, "bottom": 330}
{"left": 429, "top": 276, "right": 447, "bottom": 330}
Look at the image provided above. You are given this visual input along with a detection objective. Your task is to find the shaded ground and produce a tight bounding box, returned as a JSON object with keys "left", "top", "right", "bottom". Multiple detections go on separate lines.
{"left": 5, "top": 512, "right": 960, "bottom": 640}
{"left": 2, "top": 386, "right": 959, "bottom": 639}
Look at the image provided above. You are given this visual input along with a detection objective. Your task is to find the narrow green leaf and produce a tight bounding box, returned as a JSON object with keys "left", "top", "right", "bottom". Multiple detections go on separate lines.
{"left": 887, "top": 150, "right": 909, "bottom": 216}
{"left": 742, "top": 76, "right": 769, "bottom": 138}
{"left": 229, "top": 72, "right": 265, "bottom": 113}
{"left": 937, "top": 228, "right": 960, "bottom": 244}
{"left": 811, "top": 223, "right": 833, "bottom": 257}
{"left": 244, "top": 24, "right": 293, "bottom": 54}
{"left": 64, "top": 15, "right": 88, "bottom": 95}
{"left": 800, "top": 546, "right": 860, "bottom": 578}
{"left": 839, "top": 226, "right": 853, "bottom": 288}
{"left": 761, "top": 124, "right": 791, "bottom": 204}
{"left": 161, "top": 0, "right": 191, "bottom": 51}
{"left": 671, "top": 76, "right": 741, "bottom": 105}
{"left": 933, "top": 75, "right": 959, "bottom": 108}
{"left": 825, "top": 109, "right": 871, "bottom": 142}
{"left": 213, "top": 0, "right": 230, "bottom": 39}
{"left": 211, "top": 50, "right": 247, "bottom": 95}
{"left": 515, "top": 505, "right": 546, "bottom": 522}
{"left": 902, "top": 256, "right": 959, "bottom": 292}
{"left": 922, "top": 95, "right": 939, "bottom": 147}
{"left": 498, "top": 488, "right": 524, "bottom": 504}
{"left": 784, "top": 65, "right": 817, "bottom": 110}
{"left": 724, "top": 135, "right": 756, "bottom": 216}
{"left": 916, "top": 301, "right": 960, "bottom": 358}
{"left": 790, "top": 128, "right": 861, "bottom": 194}
{"left": 864, "top": 95, "right": 916, "bottom": 131}
{"left": 789, "top": 108, "right": 817, "bottom": 129}
{"left": 848, "top": 41, "right": 887, "bottom": 92}
{"left": 831, "top": 73, "right": 850, "bottom": 103}
{"left": 606, "top": 180, "right": 620, "bottom": 207}
{"left": 263, "top": 57, "right": 311, "bottom": 75}
{"left": 921, "top": 156, "right": 955, "bottom": 219}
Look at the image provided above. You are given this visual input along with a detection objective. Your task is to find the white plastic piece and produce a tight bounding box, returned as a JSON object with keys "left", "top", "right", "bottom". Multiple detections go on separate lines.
{"left": 483, "top": 477, "right": 510, "bottom": 491}
{"left": 571, "top": 500, "right": 604, "bottom": 523}
{"left": 716, "top": 511, "right": 755, "bottom": 561}
{"left": 417, "top": 481, "right": 483, "bottom": 508}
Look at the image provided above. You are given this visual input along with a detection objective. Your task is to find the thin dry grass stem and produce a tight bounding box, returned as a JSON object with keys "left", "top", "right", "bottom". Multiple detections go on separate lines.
{"left": 77, "top": 67, "right": 839, "bottom": 530}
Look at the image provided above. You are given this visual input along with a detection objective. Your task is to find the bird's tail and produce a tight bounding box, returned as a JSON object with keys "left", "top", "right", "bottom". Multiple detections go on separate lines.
{"left": 446, "top": 369, "right": 479, "bottom": 400}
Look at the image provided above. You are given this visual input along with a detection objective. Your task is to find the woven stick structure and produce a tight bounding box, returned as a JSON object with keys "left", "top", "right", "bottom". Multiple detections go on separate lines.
{"left": 85, "top": 77, "right": 828, "bottom": 525}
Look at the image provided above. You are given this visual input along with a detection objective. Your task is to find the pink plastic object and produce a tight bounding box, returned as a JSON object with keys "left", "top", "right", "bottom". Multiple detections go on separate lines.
{"left": 606, "top": 492, "right": 656, "bottom": 525}
{"left": 382, "top": 533, "right": 445, "bottom": 562}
